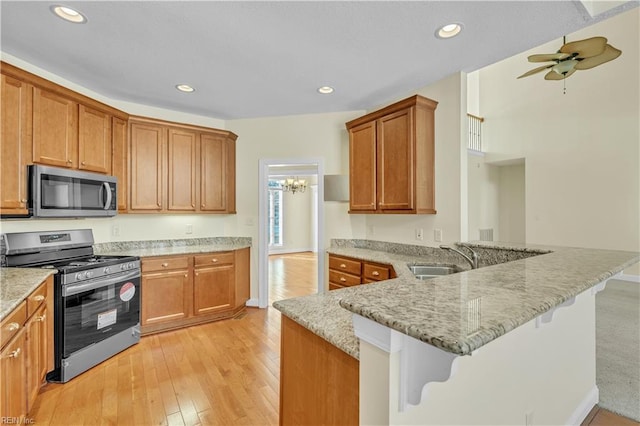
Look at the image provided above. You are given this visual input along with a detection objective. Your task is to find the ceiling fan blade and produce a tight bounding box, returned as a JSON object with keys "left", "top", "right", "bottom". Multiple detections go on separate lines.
{"left": 574, "top": 44, "right": 622, "bottom": 70}
{"left": 517, "top": 64, "right": 553, "bottom": 79}
{"left": 560, "top": 36, "right": 607, "bottom": 58}
{"left": 544, "top": 68, "right": 576, "bottom": 80}
{"left": 527, "top": 52, "right": 571, "bottom": 63}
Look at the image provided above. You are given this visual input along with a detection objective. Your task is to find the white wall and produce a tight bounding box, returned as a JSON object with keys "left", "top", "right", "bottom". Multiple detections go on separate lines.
{"left": 271, "top": 187, "right": 314, "bottom": 254}
{"left": 467, "top": 153, "right": 500, "bottom": 241}
{"left": 477, "top": 8, "right": 639, "bottom": 260}
{"left": 498, "top": 163, "right": 526, "bottom": 243}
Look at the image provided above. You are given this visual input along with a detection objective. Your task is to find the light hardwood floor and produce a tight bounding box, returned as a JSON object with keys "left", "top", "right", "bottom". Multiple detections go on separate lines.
{"left": 28, "top": 252, "right": 637, "bottom": 425}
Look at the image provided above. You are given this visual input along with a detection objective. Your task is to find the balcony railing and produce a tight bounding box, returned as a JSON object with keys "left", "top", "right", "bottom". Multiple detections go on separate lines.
{"left": 467, "top": 113, "right": 484, "bottom": 152}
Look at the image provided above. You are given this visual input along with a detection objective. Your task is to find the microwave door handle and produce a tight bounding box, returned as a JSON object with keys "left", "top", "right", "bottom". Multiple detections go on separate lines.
{"left": 102, "top": 182, "right": 112, "bottom": 210}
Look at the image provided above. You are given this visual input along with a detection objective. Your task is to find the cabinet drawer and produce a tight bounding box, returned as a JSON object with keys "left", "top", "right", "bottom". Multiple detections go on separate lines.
{"left": 329, "top": 255, "right": 361, "bottom": 276}
{"left": 142, "top": 256, "right": 190, "bottom": 273}
{"left": 328, "top": 282, "right": 345, "bottom": 291}
{"left": 1, "top": 301, "right": 27, "bottom": 349}
{"left": 363, "top": 263, "right": 391, "bottom": 281}
{"left": 27, "top": 283, "right": 47, "bottom": 318}
{"left": 329, "top": 270, "right": 361, "bottom": 287}
{"left": 194, "top": 252, "right": 234, "bottom": 267}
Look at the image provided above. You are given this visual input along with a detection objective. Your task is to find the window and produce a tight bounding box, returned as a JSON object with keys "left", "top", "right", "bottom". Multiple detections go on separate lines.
{"left": 268, "top": 179, "right": 283, "bottom": 247}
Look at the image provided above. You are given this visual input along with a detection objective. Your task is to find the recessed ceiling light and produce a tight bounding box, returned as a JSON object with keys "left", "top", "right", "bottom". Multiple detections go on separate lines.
{"left": 50, "top": 5, "right": 87, "bottom": 23}
{"left": 317, "top": 86, "right": 334, "bottom": 94}
{"left": 436, "top": 23, "right": 463, "bottom": 39}
{"left": 176, "top": 84, "right": 195, "bottom": 93}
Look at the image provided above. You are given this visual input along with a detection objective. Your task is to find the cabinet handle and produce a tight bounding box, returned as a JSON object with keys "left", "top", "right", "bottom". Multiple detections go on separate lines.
{"left": 21, "top": 199, "right": 27, "bottom": 203}
{"left": 201, "top": 204, "right": 205, "bottom": 208}
{"left": 157, "top": 203, "right": 161, "bottom": 207}
{"left": 340, "top": 277, "right": 346, "bottom": 282}
{"left": 195, "top": 272, "right": 199, "bottom": 276}
{"left": 34, "top": 295, "right": 45, "bottom": 302}
{"left": 212, "top": 259, "right": 218, "bottom": 263}
{"left": 7, "top": 348, "right": 21, "bottom": 359}
{"left": 192, "top": 203, "right": 195, "bottom": 207}
{"left": 6, "top": 322, "right": 20, "bottom": 332}
{"left": 161, "top": 263, "right": 169, "bottom": 267}
{"left": 36, "top": 314, "right": 46, "bottom": 322}
{"left": 184, "top": 274, "right": 188, "bottom": 278}
{"left": 81, "top": 161, "right": 86, "bottom": 165}
{"left": 67, "top": 160, "right": 72, "bottom": 164}
{"left": 372, "top": 271, "right": 380, "bottom": 276}
{"left": 340, "top": 263, "right": 346, "bottom": 268}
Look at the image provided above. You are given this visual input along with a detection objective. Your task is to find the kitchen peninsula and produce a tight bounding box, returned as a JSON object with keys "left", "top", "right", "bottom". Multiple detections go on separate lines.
{"left": 274, "top": 240, "right": 639, "bottom": 425}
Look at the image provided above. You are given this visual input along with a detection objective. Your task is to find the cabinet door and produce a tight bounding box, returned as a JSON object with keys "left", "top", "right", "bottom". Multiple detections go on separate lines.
{"left": 377, "top": 107, "right": 414, "bottom": 211}
{"left": 111, "top": 117, "right": 128, "bottom": 211}
{"left": 32, "top": 87, "right": 77, "bottom": 168}
{"left": 130, "top": 122, "right": 164, "bottom": 211}
{"left": 25, "top": 304, "right": 47, "bottom": 412}
{"left": 78, "top": 105, "right": 111, "bottom": 174}
{"left": 194, "top": 265, "right": 234, "bottom": 315}
{"left": 141, "top": 270, "right": 190, "bottom": 325}
{"left": 349, "top": 121, "right": 377, "bottom": 212}
{"left": 167, "top": 128, "right": 197, "bottom": 211}
{"left": 0, "top": 75, "right": 32, "bottom": 214}
{"left": 199, "top": 133, "right": 227, "bottom": 212}
{"left": 0, "top": 329, "right": 26, "bottom": 421}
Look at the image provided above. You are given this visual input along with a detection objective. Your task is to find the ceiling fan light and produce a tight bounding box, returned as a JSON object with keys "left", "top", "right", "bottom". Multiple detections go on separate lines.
{"left": 552, "top": 59, "right": 578, "bottom": 75}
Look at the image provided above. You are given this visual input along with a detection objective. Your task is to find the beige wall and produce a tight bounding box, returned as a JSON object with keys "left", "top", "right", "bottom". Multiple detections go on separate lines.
{"left": 498, "top": 163, "right": 526, "bottom": 243}
{"left": 477, "top": 7, "right": 639, "bottom": 259}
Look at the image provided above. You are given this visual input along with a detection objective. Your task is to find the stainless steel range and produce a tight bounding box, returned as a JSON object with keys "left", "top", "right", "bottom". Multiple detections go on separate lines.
{"left": 1, "top": 229, "right": 140, "bottom": 383}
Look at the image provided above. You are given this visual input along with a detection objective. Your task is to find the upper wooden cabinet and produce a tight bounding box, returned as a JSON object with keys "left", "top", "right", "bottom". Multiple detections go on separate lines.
{"left": 32, "top": 87, "right": 78, "bottom": 169}
{"left": 128, "top": 117, "right": 237, "bottom": 214}
{"left": 111, "top": 117, "right": 129, "bottom": 212}
{"left": 78, "top": 105, "right": 112, "bottom": 173}
{"left": 0, "top": 74, "right": 32, "bottom": 215}
{"left": 346, "top": 95, "right": 438, "bottom": 214}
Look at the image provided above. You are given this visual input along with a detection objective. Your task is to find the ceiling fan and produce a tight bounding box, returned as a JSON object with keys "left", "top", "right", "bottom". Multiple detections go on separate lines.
{"left": 517, "top": 36, "right": 622, "bottom": 80}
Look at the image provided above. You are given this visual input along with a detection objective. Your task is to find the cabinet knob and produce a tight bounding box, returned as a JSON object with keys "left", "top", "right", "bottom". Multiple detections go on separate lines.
{"left": 161, "top": 263, "right": 169, "bottom": 267}
{"left": 195, "top": 272, "right": 199, "bottom": 276}
{"left": 192, "top": 203, "right": 195, "bottom": 207}
{"left": 34, "top": 295, "right": 45, "bottom": 302}
{"left": 372, "top": 271, "right": 380, "bottom": 276}
{"left": 340, "top": 277, "right": 346, "bottom": 282}
{"left": 157, "top": 203, "right": 161, "bottom": 207}
{"left": 6, "top": 322, "right": 19, "bottom": 332}
{"left": 201, "top": 204, "right": 205, "bottom": 208}
{"left": 184, "top": 274, "right": 188, "bottom": 278}
{"left": 340, "top": 263, "right": 346, "bottom": 268}
{"left": 67, "top": 160, "right": 73, "bottom": 164}
{"left": 7, "top": 348, "right": 21, "bottom": 359}
{"left": 36, "top": 314, "right": 46, "bottom": 322}
{"left": 21, "top": 199, "right": 27, "bottom": 203}
{"left": 212, "top": 259, "right": 218, "bottom": 263}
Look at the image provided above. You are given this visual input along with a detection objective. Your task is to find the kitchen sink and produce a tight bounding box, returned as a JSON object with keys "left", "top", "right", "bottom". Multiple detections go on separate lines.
{"left": 408, "top": 264, "right": 462, "bottom": 280}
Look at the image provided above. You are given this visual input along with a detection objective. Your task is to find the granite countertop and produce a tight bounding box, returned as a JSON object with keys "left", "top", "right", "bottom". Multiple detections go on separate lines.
{"left": 273, "top": 240, "right": 639, "bottom": 359}
{"left": 93, "top": 236, "right": 252, "bottom": 257}
{"left": 0, "top": 268, "right": 56, "bottom": 321}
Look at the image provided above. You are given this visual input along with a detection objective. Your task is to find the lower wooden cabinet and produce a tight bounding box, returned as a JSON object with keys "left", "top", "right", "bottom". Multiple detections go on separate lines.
{"left": 141, "top": 248, "right": 250, "bottom": 335}
{"left": 0, "top": 276, "right": 53, "bottom": 421}
{"left": 328, "top": 253, "right": 395, "bottom": 290}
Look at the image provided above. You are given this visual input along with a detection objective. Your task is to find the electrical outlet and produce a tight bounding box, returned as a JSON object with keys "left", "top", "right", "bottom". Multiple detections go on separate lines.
{"left": 186, "top": 224, "right": 193, "bottom": 234}
{"left": 434, "top": 229, "right": 443, "bottom": 242}
{"left": 415, "top": 228, "right": 423, "bottom": 241}
{"left": 111, "top": 225, "right": 120, "bottom": 237}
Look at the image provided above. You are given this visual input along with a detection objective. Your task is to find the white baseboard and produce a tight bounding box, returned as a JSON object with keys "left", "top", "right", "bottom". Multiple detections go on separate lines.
{"left": 567, "top": 386, "right": 599, "bottom": 425}
{"left": 245, "top": 298, "right": 260, "bottom": 307}
{"left": 268, "top": 247, "right": 315, "bottom": 255}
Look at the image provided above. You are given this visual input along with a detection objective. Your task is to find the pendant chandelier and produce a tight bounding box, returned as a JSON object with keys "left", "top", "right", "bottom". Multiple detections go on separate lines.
{"left": 282, "top": 177, "right": 307, "bottom": 194}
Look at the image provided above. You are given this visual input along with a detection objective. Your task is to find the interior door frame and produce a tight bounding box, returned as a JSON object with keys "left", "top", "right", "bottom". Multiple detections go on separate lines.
{"left": 258, "top": 157, "right": 325, "bottom": 308}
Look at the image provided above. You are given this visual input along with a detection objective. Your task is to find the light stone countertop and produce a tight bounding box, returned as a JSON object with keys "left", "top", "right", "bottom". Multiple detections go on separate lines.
{"left": 0, "top": 268, "right": 56, "bottom": 321}
{"left": 273, "top": 240, "right": 639, "bottom": 359}
{"left": 93, "top": 237, "right": 252, "bottom": 257}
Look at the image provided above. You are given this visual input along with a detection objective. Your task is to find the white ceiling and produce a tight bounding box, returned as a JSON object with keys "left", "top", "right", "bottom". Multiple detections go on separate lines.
{"left": 1, "top": 1, "right": 636, "bottom": 120}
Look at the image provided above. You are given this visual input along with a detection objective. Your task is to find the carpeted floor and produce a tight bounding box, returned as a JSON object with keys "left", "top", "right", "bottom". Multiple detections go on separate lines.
{"left": 596, "top": 279, "right": 640, "bottom": 421}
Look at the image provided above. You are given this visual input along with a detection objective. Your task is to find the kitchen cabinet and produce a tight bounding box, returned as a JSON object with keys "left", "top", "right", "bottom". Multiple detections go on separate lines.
{"left": 346, "top": 94, "right": 438, "bottom": 214}
{"left": 128, "top": 117, "right": 237, "bottom": 214}
{"left": 111, "top": 117, "right": 129, "bottom": 211}
{"left": 194, "top": 252, "right": 235, "bottom": 315}
{"left": 0, "top": 276, "right": 53, "bottom": 420}
{"left": 140, "top": 248, "right": 250, "bottom": 335}
{"left": 0, "top": 74, "right": 32, "bottom": 215}
{"left": 141, "top": 256, "right": 191, "bottom": 326}
{"left": 328, "top": 254, "right": 395, "bottom": 290}
{"left": 78, "top": 104, "right": 112, "bottom": 174}
{"left": 32, "top": 87, "right": 78, "bottom": 169}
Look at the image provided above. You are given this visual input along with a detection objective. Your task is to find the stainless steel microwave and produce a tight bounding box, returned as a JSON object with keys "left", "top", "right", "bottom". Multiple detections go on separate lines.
{"left": 29, "top": 165, "right": 117, "bottom": 218}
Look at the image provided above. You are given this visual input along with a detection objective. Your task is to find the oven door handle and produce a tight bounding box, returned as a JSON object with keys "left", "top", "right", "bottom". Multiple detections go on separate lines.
{"left": 63, "top": 269, "right": 140, "bottom": 297}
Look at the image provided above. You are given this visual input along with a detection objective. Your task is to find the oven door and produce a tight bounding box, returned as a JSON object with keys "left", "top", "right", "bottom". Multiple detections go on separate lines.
{"left": 61, "top": 269, "right": 140, "bottom": 357}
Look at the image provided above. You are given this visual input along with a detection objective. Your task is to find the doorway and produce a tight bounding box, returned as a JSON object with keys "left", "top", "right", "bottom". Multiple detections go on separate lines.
{"left": 258, "top": 158, "right": 325, "bottom": 308}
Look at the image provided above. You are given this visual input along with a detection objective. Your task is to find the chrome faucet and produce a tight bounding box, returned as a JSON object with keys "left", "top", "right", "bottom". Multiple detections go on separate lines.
{"left": 440, "top": 244, "right": 479, "bottom": 269}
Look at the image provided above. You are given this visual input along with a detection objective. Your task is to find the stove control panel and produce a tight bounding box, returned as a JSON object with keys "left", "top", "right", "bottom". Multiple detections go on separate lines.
{"left": 62, "top": 259, "right": 141, "bottom": 285}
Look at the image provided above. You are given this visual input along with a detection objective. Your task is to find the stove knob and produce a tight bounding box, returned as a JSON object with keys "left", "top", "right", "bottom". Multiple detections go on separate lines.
{"left": 86, "top": 271, "right": 94, "bottom": 278}
{"left": 120, "top": 264, "right": 126, "bottom": 270}
{"left": 129, "top": 262, "right": 135, "bottom": 269}
{"left": 75, "top": 272, "right": 83, "bottom": 281}
{"left": 103, "top": 267, "right": 110, "bottom": 274}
